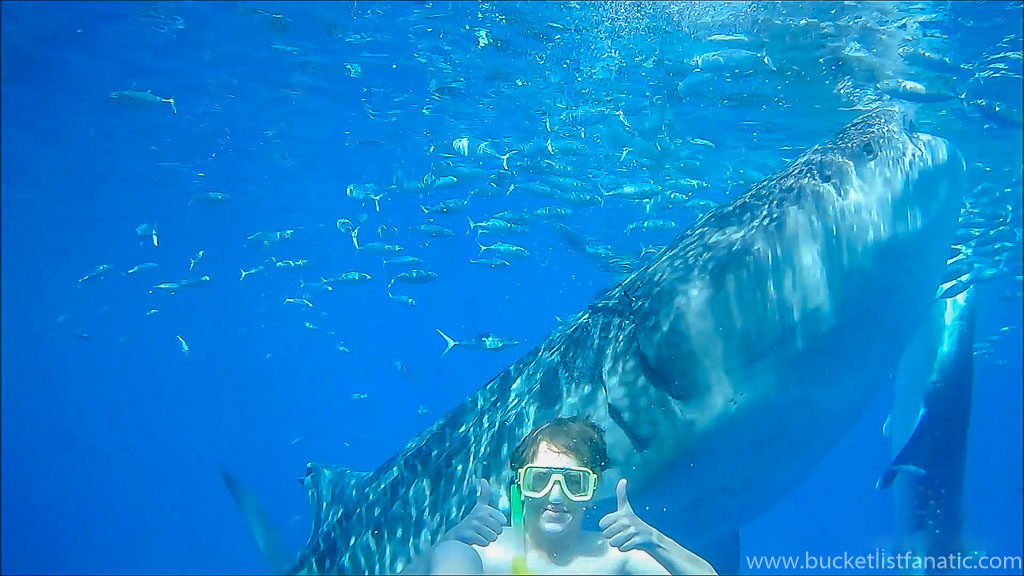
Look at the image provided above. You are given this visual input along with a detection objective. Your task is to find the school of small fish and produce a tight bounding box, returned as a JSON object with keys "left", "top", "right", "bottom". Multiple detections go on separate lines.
{"left": 68, "top": 2, "right": 1021, "bottom": 405}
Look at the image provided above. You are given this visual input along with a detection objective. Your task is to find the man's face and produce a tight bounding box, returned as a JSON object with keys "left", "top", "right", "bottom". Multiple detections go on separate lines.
{"left": 522, "top": 440, "right": 590, "bottom": 539}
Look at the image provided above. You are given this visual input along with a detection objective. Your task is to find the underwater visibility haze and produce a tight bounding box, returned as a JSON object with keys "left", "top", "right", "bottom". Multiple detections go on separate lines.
{"left": 1, "top": 1, "right": 1022, "bottom": 575}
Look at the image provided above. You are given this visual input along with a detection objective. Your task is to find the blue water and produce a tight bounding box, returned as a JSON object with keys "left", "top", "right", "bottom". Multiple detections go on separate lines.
{"left": 2, "top": 2, "right": 1021, "bottom": 574}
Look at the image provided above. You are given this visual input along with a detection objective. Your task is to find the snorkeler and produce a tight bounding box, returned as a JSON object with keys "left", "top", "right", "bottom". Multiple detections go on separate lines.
{"left": 406, "top": 417, "right": 717, "bottom": 575}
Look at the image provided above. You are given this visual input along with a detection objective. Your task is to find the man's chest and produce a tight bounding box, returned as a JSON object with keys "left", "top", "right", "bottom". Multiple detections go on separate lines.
{"left": 524, "top": 554, "right": 627, "bottom": 574}
{"left": 475, "top": 535, "right": 627, "bottom": 574}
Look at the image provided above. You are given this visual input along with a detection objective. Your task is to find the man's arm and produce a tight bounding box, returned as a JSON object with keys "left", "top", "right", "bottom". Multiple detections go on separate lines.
{"left": 623, "top": 530, "right": 718, "bottom": 575}
{"left": 600, "top": 479, "right": 717, "bottom": 575}
{"left": 428, "top": 540, "right": 485, "bottom": 575}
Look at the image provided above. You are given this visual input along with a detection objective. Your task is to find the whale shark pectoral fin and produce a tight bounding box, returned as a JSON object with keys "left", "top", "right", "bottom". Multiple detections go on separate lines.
{"left": 221, "top": 469, "right": 293, "bottom": 575}
{"left": 876, "top": 407, "right": 931, "bottom": 490}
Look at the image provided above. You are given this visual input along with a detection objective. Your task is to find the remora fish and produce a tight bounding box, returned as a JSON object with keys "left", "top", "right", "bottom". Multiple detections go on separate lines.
{"left": 880, "top": 288, "right": 976, "bottom": 563}
{"left": 230, "top": 109, "right": 964, "bottom": 575}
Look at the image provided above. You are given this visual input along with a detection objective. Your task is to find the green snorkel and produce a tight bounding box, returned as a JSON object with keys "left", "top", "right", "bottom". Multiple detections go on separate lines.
{"left": 509, "top": 482, "right": 529, "bottom": 574}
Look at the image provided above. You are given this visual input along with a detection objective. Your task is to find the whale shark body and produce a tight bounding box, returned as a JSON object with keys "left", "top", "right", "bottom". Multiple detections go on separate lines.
{"left": 245, "top": 108, "right": 965, "bottom": 574}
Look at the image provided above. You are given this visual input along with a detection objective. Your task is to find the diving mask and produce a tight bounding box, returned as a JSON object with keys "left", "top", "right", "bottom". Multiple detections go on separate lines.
{"left": 516, "top": 465, "right": 597, "bottom": 502}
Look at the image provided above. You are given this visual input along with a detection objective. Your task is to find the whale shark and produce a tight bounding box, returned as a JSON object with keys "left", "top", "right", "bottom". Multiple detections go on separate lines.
{"left": 229, "top": 107, "right": 965, "bottom": 574}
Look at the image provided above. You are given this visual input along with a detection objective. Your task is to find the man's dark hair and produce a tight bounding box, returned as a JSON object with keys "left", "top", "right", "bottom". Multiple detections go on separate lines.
{"left": 510, "top": 416, "right": 610, "bottom": 476}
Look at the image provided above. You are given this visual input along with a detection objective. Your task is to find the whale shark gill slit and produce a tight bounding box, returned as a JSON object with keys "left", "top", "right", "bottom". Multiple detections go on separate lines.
{"left": 607, "top": 400, "right": 651, "bottom": 453}
{"left": 594, "top": 283, "right": 695, "bottom": 405}
{"left": 635, "top": 325, "right": 690, "bottom": 403}
{"left": 537, "top": 362, "right": 562, "bottom": 410}
{"left": 614, "top": 286, "right": 679, "bottom": 398}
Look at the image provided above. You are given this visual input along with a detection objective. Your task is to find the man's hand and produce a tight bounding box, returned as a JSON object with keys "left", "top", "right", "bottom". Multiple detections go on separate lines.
{"left": 599, "top": 478, "right": 659, "bottom": 553}
{"left": 444, "top": 478, "right": 508, "bottom": 547}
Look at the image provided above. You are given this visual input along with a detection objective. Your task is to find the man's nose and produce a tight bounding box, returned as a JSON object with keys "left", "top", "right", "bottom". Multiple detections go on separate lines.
{"left": 548, "top": 481, "right": 565, "bottom": 503}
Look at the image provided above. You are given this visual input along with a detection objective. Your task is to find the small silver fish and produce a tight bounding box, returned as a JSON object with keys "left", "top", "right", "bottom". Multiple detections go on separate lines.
{"left": 176, "top": 335, "right": 189, "bottom": 358}
{"left": 78, "top": 264, "right": 115, "bottom": 283}
{"left": 389, "top": 269, "right": 438, "bottom": 286}
{"left": 189, "top": 250, "right": 205, "bottom": 271}
{"left": 135, "top": 223, "right": 159, "bottom": 247}
{"left": 240, "top": 265, "right": 265, "bottom": 281}
{"left": 110, "top": 89, "right": 177, "bottom": 113}
{"left": 149, "top": 282, "right": 180, "bottom": 294}
{"left": 388, "top": 293, "right": 416, "bottom": 306}
{"left": 188, "top": 192, "right": 231, "bottom": 206}
{"left": 127, "top": 263, "right": 159, "bottom": 275}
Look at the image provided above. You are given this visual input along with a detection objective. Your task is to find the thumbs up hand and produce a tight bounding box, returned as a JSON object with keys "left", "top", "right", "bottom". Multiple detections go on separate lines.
{"left": 444, "top": 478, "right": 508, "bottom": 547}
{"left": 598, "top": 478, "right": 658, "bottom": 553}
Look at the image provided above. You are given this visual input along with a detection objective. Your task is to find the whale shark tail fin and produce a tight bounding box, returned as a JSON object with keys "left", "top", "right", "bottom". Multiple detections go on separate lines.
{"left": 436, "top": 328, "right": 457, "bottom": 357}
{"left": 221, "top": 469, "right": 292, "bottom": 575}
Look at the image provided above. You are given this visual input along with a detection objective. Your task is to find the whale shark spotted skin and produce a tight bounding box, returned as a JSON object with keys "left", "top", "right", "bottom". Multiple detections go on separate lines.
{"left": 291, "top": 108, "right": 965, "bottom": 575}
